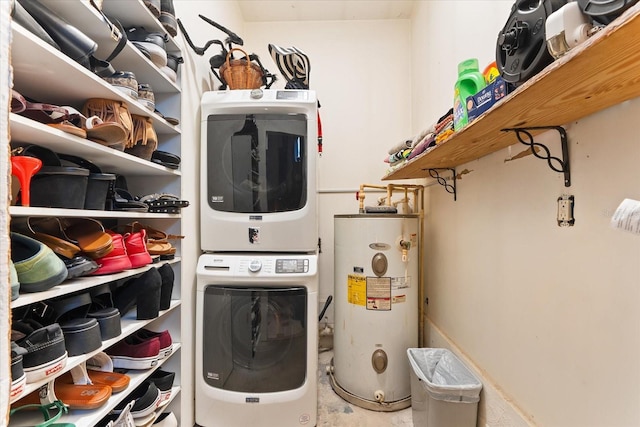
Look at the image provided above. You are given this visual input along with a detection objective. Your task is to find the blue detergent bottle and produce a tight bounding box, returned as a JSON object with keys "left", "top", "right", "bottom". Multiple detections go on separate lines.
{"left": 453, "top": 58, "right": 486, "bottom": 131}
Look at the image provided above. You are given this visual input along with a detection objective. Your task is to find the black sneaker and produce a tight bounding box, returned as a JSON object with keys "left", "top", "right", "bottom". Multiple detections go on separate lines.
{"left": 13, "top": 321, "right": 68, "bottom": 383}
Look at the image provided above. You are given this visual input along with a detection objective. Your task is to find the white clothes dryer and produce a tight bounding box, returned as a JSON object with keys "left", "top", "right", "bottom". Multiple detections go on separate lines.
{"left": 200, "top": 89, "right": 318, "bottom": 253}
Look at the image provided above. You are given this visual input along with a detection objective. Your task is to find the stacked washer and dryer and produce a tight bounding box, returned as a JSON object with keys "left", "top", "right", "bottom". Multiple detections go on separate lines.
{"left": 196, "top": 89, "right": 319, "bottom": 427}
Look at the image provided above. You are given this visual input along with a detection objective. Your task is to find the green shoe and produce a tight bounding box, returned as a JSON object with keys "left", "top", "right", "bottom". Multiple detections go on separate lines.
{"left": 10, "top": 232, "right": 68, "bottom": 293}
{"left": 10, "top": 261, "right": 19, "bottom": 301}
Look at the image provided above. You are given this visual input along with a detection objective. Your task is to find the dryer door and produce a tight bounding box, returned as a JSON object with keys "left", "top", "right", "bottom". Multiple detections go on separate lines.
{"left": 202, "top": 285, "right": 308, "bottom": 392}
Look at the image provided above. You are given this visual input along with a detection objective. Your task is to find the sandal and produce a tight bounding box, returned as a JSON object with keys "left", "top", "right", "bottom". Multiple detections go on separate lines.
{"left": 9, "top": 400, "right": 74, "bottom": 427}
{"left": 59, "top": 217, "right": 113, "bottom": 259}
{"left": 11, "top": 217, "right": 81, "bottom": 259}
{"left": 151, "top": 150, "right": 181, "bottom": 169}
{"left": 58, "top": 355, "right": 130, "bottom": 394}
{"left": 139, "top": 193, "right": 189, "bottom": 212}
{"left": 113, "top": 189, "right": 150, "bottom": 212}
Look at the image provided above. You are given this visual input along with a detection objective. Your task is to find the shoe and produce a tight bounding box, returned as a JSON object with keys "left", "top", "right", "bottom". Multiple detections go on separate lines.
{"left": 10, "top": 232, "right": 68, "bottom": 292}
{"left": 107, "top": 335, "right": 160, "bottom": 370}
{"left": 92, "top": 231, "right": 133, "bottom": 275}
{"left": 62, "top": 254, "right": 99, "bottom": 278}
{"left": 114, "top": 267, "right": 161, "bottom": 320}
{"left": 160, "top": 53, "right": 183, "bottom": 83}
{"left": 153, "top": 412, "right": 178, "bottom": 426}
{"left": 114, "top": 381, "right": 161, "bottom": 419}
{"left": 12, "top": 321, "right": 67, "bottom": 383}
{"left": 137, "top": 83, "right": 155, "bottom": 111}
{"left": 134, "top": 329, "right": 172, "bottom": 359}
{"left": 157, "top": 263, "right": 174, "bottom": 310}
{"left": 159, "top": 0, "right": 177, "bottom": 37}
{"left": 104, "top": 71, "right": 139, "bottom": 100}
{"left": 10, "top": 261, "right": 20, "bottom": 301}
{"left": 122, "top": 228, "right": 152, "bottom": 269}
{"left": 11, "top": 342, "right": 27, "bottom": 400}
{"left": 126, "top": 26, "right": 167, "bottom": 68}
{"left": 59, "top": 217, "right": 113, "bottom": 259}
{"left": 148, "top": 369, "right": 175, "bottom": 408}
{"left": 105, "top": 400, "right": 136, "bottom": 427}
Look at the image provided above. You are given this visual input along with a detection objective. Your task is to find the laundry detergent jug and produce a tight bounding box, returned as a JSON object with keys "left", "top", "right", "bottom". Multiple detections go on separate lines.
{"left": 453, "top": 58, "right": 486, "bottom": 131}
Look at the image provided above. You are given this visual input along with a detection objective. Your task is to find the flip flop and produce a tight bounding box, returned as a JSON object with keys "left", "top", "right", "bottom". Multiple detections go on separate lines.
{"left": 59, "top": 217, "right": 113, "bottom": 259}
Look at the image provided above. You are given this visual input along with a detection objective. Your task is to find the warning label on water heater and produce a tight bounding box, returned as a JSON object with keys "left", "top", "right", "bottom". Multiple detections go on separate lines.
{"left": 347, "top": 274, "right": 366, "bottom": 306}
{"left": 366, "top": 277, "right": 391, "bottom": 311}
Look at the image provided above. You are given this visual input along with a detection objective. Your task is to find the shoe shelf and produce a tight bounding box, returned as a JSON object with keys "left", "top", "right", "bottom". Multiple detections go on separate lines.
{"left": 11, "top": 258, "right": 181, "bottom": 310}
{"left": 9, "top": 0, "right": 185, "bottom": 424}
{"left": 10, "top": 344, "right": 182, "bottom": 427}
{"left": 61, "top": 353, "right": 182, "bottom": 427}
{"left": 41, "top": 0, "right": 181, "bottom": 95}
{"left": 10, "top": 24, "right": 180, "bottom": 134}
{"left": 10, "top": 301, "right": 181, "bottom": 406}
{"left": 10, "top": 114, "right": 181, "bottom": 177}
{"left": 383, "top": 4, "right": 640, "bottom": 181}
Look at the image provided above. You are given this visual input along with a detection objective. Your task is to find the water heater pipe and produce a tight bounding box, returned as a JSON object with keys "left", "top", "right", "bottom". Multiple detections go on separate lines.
{"left": 356, "top": 183, "right": 426, "bottom": 347}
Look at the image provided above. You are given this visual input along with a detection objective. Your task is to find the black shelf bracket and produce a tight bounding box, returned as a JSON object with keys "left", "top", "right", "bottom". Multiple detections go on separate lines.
{"left": 427, "top": 168, "right": 457, "bottom": 201}
{"left": 502, "top": 126, "right": 571, "bottom": 187}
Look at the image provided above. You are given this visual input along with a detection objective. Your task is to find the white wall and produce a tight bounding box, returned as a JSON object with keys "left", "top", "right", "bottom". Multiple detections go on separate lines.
{"left": 244, "top": 19, "right": 413, "bottom": 322}
{"left": 412, "top": 2, "right": 640, "bottom": 427}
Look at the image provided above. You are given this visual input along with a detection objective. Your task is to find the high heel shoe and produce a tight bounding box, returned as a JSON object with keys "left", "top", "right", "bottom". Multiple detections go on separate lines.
{"left": 11, "top": 156, "right": 42, "bottom": 206}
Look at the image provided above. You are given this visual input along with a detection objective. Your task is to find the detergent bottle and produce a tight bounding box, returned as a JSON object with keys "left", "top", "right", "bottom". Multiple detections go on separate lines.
{"left": 453, "top": 58, "right": 486, "bottom": 131}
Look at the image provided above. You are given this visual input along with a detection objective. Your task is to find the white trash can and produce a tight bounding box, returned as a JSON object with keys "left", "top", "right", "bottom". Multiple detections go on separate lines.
{"left": 407, "top": 348, "right": 482, "bottom": 427}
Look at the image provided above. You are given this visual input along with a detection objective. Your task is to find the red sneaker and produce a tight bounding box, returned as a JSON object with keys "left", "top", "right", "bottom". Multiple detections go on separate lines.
{"left": 91, "top": 232, "right": 132, "bottom": 275}
{"left": 107, "top": 335, "right": 160, "bottom": 370}
{"left": 123, "top": 229, "right": 152, "bottom": 268}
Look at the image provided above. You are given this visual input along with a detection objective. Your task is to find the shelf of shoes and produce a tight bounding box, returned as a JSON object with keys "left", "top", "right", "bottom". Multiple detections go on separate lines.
{"left": 12, "top": 259, "right": 181, "bottom": 310}
{"left": 41, "top": 0, "right": 182, "bottom": 98}
{"left": 11, "top": 24, "right": 180, "bottom": 134}
{"left": 10, "top": 301, "right": 181, "bottom": 406}
{"left": 8, "top": 0, "right": 185, "bottom": 425}
{"left": 10, "top": 114, "right": 181, "bottom": 177}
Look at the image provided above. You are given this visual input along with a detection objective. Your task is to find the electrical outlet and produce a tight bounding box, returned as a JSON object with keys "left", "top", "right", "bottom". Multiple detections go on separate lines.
{"left": 557, "top": 194, "right": 575, "bottom": 227}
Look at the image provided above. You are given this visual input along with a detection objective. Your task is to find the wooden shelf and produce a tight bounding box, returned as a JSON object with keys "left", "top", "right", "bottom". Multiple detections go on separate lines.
{"left": 383, "top": 4, "right": 640, "bottom": 181}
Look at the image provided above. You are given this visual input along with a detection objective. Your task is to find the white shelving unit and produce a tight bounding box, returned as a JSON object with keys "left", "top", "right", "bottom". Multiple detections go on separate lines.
{"left": 8, "top": 0, "right": 184, "bottom": 425}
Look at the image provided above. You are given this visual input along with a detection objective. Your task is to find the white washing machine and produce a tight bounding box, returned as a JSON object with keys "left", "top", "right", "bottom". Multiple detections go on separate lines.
{"left": 195, "top": 253, "right": 318, "bottom": 427}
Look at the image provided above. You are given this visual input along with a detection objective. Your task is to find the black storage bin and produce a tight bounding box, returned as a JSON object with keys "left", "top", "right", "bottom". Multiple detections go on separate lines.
{"left": 30, "top": 166, "right": 89, "bottom": 209}
{"left": 85, "top": 173, "right": 116, "bottom": 210}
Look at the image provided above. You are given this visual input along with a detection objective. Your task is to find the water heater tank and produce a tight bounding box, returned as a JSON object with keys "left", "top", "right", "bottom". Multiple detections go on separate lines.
{"left": 332, "top": 214, "right": 420, "bottom": 411}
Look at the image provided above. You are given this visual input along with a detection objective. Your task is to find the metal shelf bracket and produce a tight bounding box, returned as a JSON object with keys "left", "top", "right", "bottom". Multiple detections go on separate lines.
{"left": 427, "top": 168, "right": 457, "bottom": 201}
{"left": 502, "top": 126, "right": 571, "bottom": 187}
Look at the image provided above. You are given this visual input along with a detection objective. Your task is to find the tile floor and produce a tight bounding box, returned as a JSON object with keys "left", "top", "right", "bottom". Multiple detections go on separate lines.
{"left": 317, "top": 349, "right": 413, "bottom": 427}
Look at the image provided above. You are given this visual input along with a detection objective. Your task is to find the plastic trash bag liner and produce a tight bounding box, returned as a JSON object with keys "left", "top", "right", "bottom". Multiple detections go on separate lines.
{"left": 407, "top": 348, "right": 482, "bottom": 403}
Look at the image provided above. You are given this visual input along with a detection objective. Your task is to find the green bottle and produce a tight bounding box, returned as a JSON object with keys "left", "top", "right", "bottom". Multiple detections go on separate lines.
{"left": 453, "top": 58, "right": 486, "bottom": 131}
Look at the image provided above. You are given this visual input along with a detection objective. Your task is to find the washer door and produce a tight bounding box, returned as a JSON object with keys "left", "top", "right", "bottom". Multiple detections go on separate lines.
{"left": 202, "top": 286, "right": 308, "bottom": 392}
